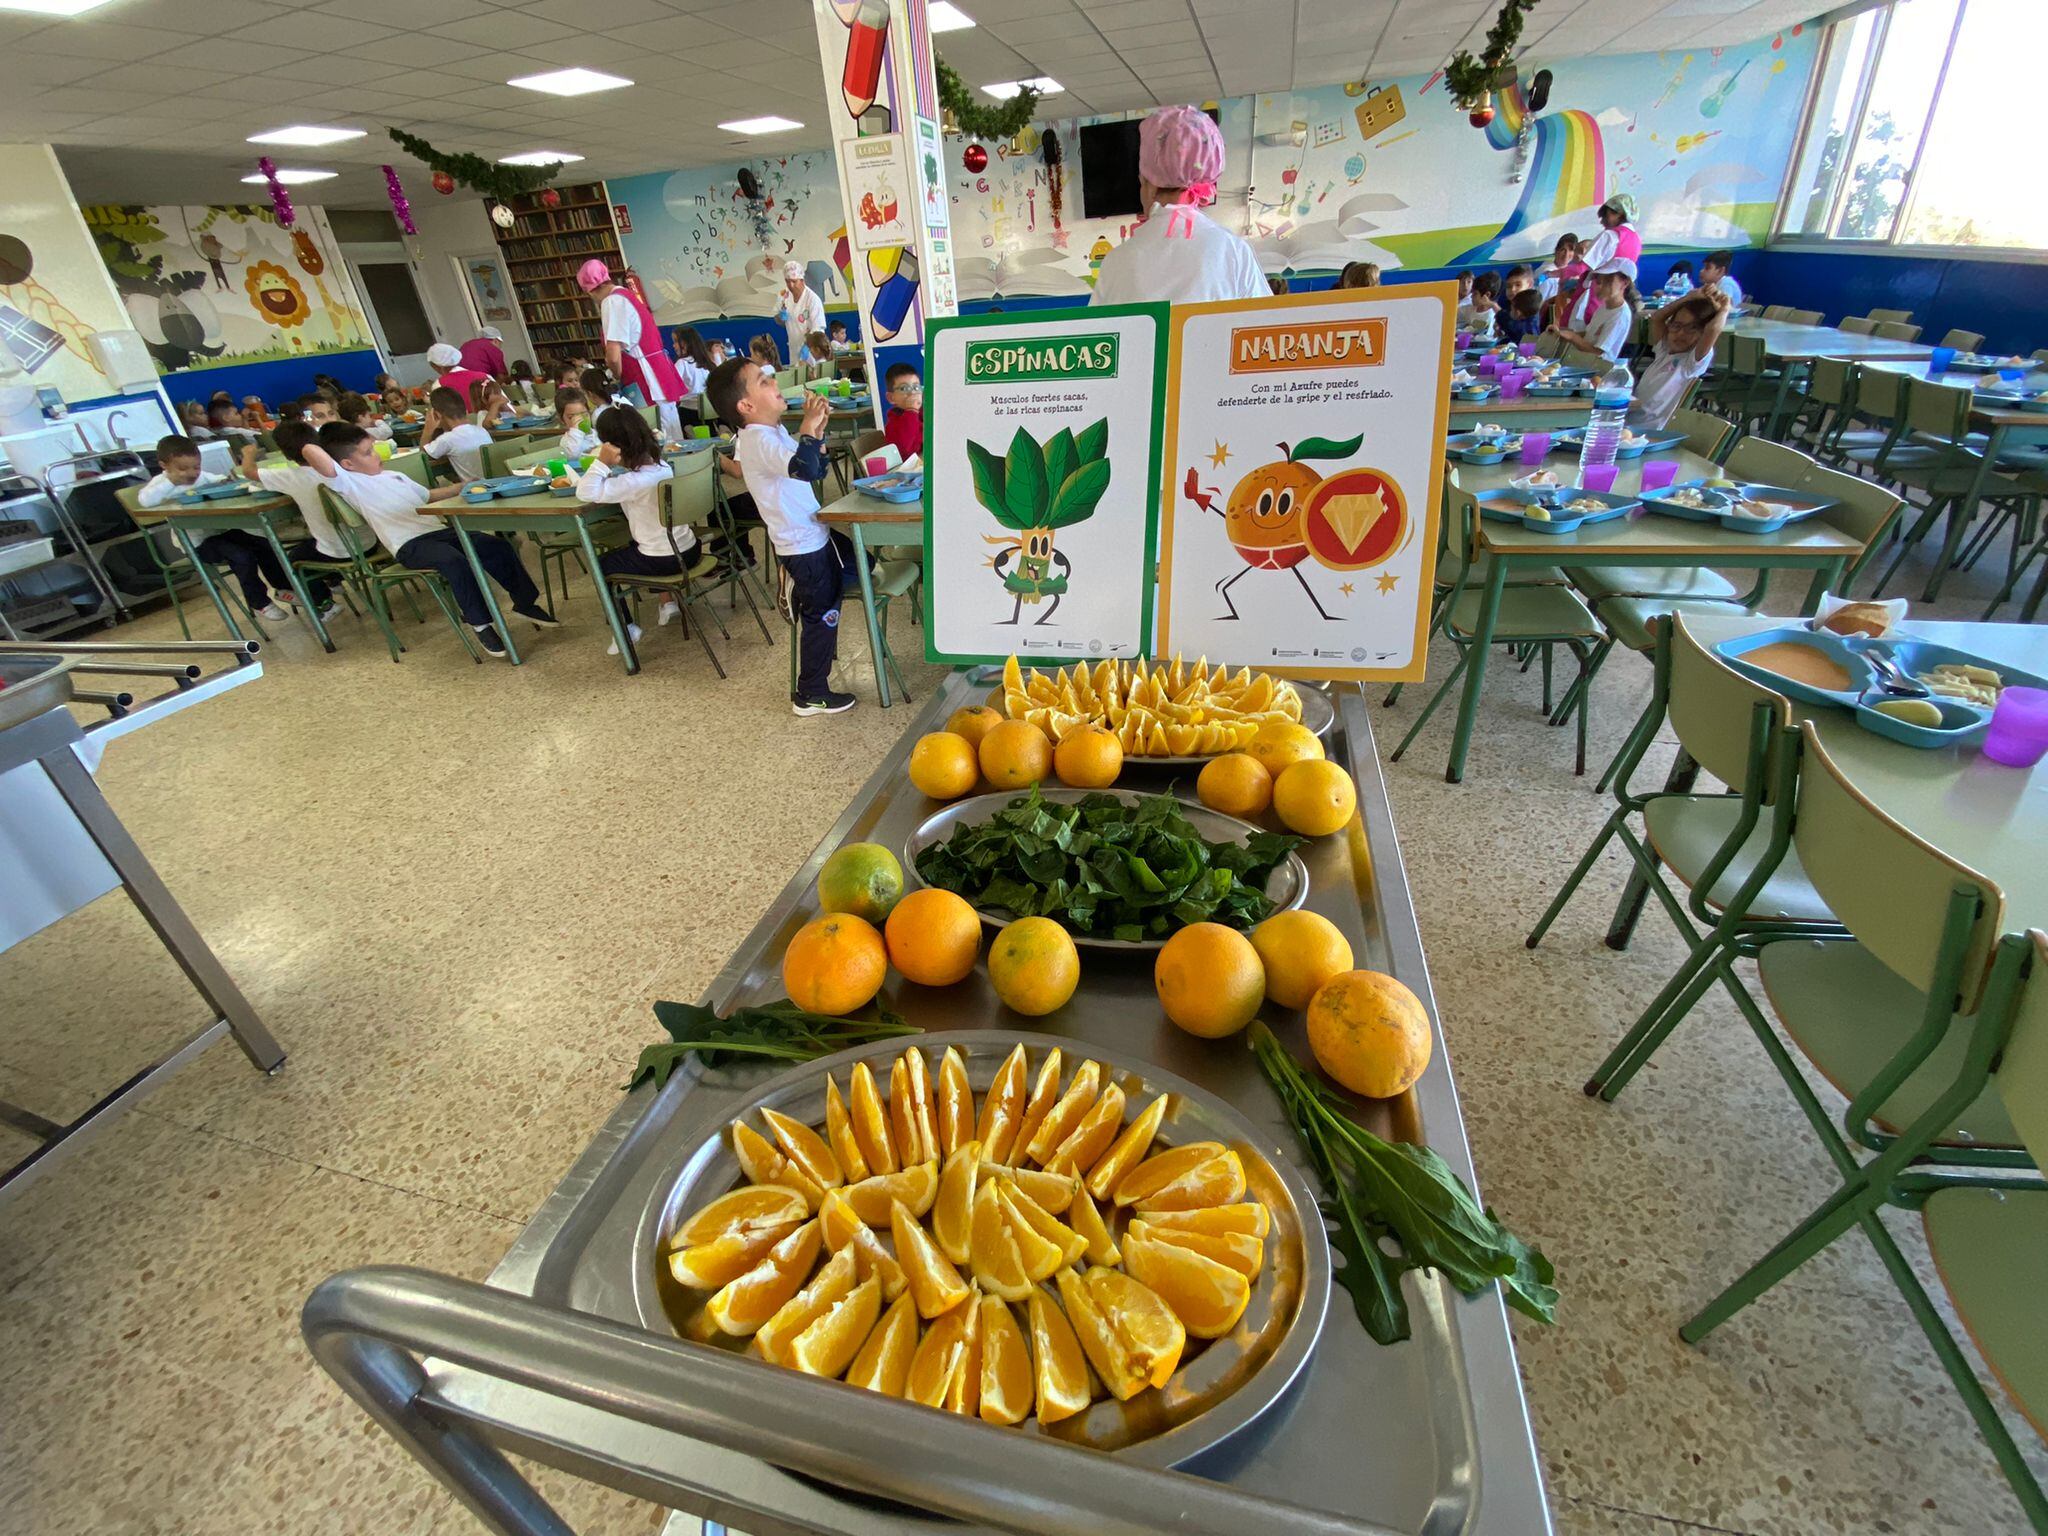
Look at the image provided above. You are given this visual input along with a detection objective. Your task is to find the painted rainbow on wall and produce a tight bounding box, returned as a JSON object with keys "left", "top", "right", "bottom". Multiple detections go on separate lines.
{"left": 1456, "top": 81, "right": 1606, "bottom": 261}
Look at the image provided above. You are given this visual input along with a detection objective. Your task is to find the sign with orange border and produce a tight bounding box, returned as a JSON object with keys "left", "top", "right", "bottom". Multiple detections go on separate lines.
{"left": 1156, "top": 284, "right": 1453, "bottom": 683}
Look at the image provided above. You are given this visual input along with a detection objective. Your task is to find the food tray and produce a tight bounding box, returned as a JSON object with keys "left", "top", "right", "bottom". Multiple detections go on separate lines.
{"left": 1524, "top": 381, "right": 1592, "bottom": 398}
{"left": 173, "top": 481, "right": 259, "bottom": 503}
{"left": 903, "top": 787, "right": 1309, "bottom": 952}
{"left": 853, "top": 471, "right": 924, "bottom": 504}
{"left": 645, "top": 1031, "right": 1330, "bottom": 1467}
{"left": 1477, "top": 487, "right": 1638, "bottom": 535}
{"left": 1945, "top": 354, "right": 2017, "bottom": 373}
{"left": 1446, "top": 430, "right": 1520, "bottom": 454}
{"left": 1846, "top": 637, "right": 2048, "bottom": 747}
{"left": 1713, "top": 625, "right": 1873, "bottom": 708}
{"left": 1638, "top": 480, "right": 1835, "bottom": 533}
{"left": 494, "top": 415, "right": 553, "bottom": 430}
{"left": 1545, "top": 428, "right": 1684, "bottom": 458}
{"left": 1451, "top": 384, "right": 1499, "bottom": 403}
{"left": 460, "top": 475, "right": 551, "bottom": 501}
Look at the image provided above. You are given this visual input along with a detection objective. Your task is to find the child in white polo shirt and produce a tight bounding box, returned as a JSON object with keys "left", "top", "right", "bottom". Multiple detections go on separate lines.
{"left": 137, "top": 434, "right": 296, "bottom": 621}
{"left": 243, "top": 421, "right": 343, "bottom": 616}
{"left": 418, "top": 386, "right": 494, "bottom": 483}
{"left": 706, "top": 356, "right": 851, "bottom": 716}
{"left": 303, "top": 422, "right": 558, "bottom": 658}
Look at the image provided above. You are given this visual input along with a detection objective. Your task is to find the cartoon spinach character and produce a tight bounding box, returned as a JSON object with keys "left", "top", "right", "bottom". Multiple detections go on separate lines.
{"left": 967, "top": 420, "right": 1111, "bottom": 626}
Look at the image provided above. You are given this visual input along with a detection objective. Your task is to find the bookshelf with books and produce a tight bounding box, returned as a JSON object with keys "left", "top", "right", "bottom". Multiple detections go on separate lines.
{"left": 491, "top": 182, "right": 625, "bottom": 364}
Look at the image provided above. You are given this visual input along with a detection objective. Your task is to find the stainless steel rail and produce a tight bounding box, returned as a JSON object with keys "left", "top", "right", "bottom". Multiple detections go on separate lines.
{"left": 303, "top": 1266, "right": 1404, "bottom": 1536}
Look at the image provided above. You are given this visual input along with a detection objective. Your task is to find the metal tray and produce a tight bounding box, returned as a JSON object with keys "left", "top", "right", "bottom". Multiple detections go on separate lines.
{"left": 644, "top": 1031, "right": 1330, "bottom": 1467}
{"left": 903, "top": 787, "right": 1310, "bottom": 951}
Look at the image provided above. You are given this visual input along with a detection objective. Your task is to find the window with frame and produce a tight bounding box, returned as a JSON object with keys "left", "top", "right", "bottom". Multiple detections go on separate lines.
{"left": 1780, "top": 0, "right": 2048, "bottom": 251}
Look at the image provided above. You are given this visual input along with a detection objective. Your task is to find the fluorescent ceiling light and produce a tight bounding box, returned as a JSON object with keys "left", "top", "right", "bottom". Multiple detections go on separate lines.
{"left": 0, "top": 0, "right": 117, "bottom": 13}
{"left": 719, "top": 115, "right": 804, "bottom": 134}
{"left": 983, "top": 77, "right": 1062, "bottom": 99}
{"left": 928, "top": 1, "right": 975, "bottom": 29}
{"left": 508, "top": 67, "right": 632, "bottom": 96}
{"left": 248, "top": 125, "right": 366, "bottom": 147}
{"left": 497, "top": 150, "right": 584, "bottom": 165}
{"left": 240, "top": 168, "right": 337, "bottom": 185}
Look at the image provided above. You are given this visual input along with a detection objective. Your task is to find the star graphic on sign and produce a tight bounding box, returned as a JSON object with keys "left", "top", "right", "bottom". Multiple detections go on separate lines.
{"left": 1208, "top": 440, "right": 1231, "bottom": 467}
{"left": 1339, "top": 581, "right": 1356, "bottom": 596}
{"left": 1376, "top": 573, "right": 1400, "bottom": 594}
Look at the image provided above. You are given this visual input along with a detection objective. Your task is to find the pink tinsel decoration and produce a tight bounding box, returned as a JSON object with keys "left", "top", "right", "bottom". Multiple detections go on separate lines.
{"left": 382, "top": 164, "right": 416, "bottom": 235}
{"left": 258, "top": 156, "right": 294, "bottom": 229}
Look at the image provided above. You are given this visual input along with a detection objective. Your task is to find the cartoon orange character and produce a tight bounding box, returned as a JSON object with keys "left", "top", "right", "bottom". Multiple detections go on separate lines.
{"left": 1188, "top": 435, "right": 1361, "bottom": 620}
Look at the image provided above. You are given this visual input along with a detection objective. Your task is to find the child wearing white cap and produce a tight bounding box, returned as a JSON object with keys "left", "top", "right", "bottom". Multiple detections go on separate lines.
{"left": 1550, "top": 259, "right": 1638, "bottom": 362}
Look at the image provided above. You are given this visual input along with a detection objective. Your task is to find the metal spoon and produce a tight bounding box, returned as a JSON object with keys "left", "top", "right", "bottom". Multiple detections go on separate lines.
{"left": 1863, "top": 649, "right": 1930, "bottom": 699}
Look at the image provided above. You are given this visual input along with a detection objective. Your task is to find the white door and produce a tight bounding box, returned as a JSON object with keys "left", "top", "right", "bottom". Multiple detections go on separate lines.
{"left": 345, "top": 245, "right": 436, "bottom": 388}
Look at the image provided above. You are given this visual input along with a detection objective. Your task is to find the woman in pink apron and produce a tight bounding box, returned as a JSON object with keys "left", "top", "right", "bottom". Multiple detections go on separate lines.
{"left": 576, "top": 260, "right": 689, "bottom": 443}
{"left": 1568, "top": 201, "right": 1641, "bottom": 329}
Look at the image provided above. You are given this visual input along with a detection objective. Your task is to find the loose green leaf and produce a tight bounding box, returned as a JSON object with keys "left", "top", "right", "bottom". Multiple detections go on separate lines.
{"left": 1075, "top": 418, "right": 1109, "bottom": 465}
{"left": 624, "top": 998, "right": 919, "bottom": 1092}
{"left": 1046, "top": 459, "right": 1112, "bottom": 530}
{"left": 1042, "top": 428, "right": 1078, "bottom": 506}
{"left": 1004, "top": 426, "right": 1048, "bottom": 527}
{"left": 966, "top": 439, "right": 1007, "bottom": 518}
{"left": 1290, "top": 433, "right": 1365, "bottom": 463}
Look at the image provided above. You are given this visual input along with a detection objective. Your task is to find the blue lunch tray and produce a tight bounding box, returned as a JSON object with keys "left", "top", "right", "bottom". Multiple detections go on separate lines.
{"left": 1477, "top": 486, "right": 1640, "bottom": 535}
{"left": 853, "top": 471, "right": 923, "bottom": 504}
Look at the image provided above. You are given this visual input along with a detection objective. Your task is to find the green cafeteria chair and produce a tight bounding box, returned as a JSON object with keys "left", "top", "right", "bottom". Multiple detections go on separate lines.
{"left": 1981, "top": 513, "right": 2048, "bottom": 621}
{"left": 1667, "top": 407, "right": 1737, "bottom": 464}
{"left": 790, "top": 544, "right": 919, "bottom": 705}
{"left": 603, "top": 454, "right": 771, "bottom": 677}
{"left": 314, "top": 486, "right": 481, "bottom": 664}
{"left": 1868, "top": 308, "right": 1915, "bottom": 325}
{"left": 505, "top": 446, "right": 625, "bottom": 609}
{"left": 1838, "top": 315, "right": 1878, "bottom": 336}
{"left": 1672, "top": 728, "right": 2045, "bottom": 1531}
{"left": 479, "top": 435, "right": 540, "bottom": 480}
{"left": 1938, "top": 328, "right": 1985, "bottom": 352}
{"left": 1781, "top": 309, "right": 1823, "bottom": 326}
{"left": 1876, "top": 320, "right": 1924, "bottom": 343}
{"left": 113, "top": 485, "right": 270, "bottom": 642}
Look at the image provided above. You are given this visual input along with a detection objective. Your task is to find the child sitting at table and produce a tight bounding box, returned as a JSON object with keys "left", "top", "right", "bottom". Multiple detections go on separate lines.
{"left": 707, "top": 339, "right": 731, "bottom": 368}
{"left": 246, "top": 421, "right": 342, "bottom": 614}
{"left": 800, "top": 329, "right": 831, "bottom": 365}
{"left": 1462, "top": 272, "right": 1502, "bottom": 338}
{"left": 1698, "top": 250, "right": 1743, "bottom": 311}
{"left": 555, "top": 388, "right": 599, "bottom": 458}
{"left": 380, "top": 385, "right": 413, "bottom": 420}
{"left": 829, "top": 322, "right": 851, "bottom": 356}
{"left": 206, "top": 401, "right": 261, "bottom": 450}
{"left": 749, "top": 334, "right": 782, "bottom": 372}
{"left": 1629, "top": 287, "right": 1730, "bottom": 430}
{"left": 1499, "top": 288, "right": 1545, "bottom": 346}
{"left": 1502, "top": 264, "right": 1533, "bottom": 301}
{"left": 137, "top": 434, "right": 297, "bottom": 621}
{"left": 509, "top": 359, "right": 540, "bottom": 408}
{"left": 470, "top": 378, "right": 515, "bottom": 426}
{"left": 303, "top": 423, "right": 554, "bottom": 658}
{"left": 419, "top": 386, "right": 494, "bottom": 483}
{"left": 673, "top": 328, "right": 713, "bottom": 396}
{"left": 707, "top": 356, "right": 851, "bottom": 717}
{"left": 1550, "top": 259, "right": 1637, "bottom": 362}
{"left": 580, "top": 405, "right": 709, "bottom": 652}
{"left": 178, "top": 401, "right": 217, "bottom": 439}
{"left": 553, "top": 361, "right": 582, "bottom": 394}
{"left": 580, "top": 365, "right": 631, "bottom": 409}
{"left": 305, "top": 395, "right": 339, "bottom": 428}
{"left": 338, "top": 392, "right": 392, "bottom": 441}
{"left": 240, "top": 395, "right": 275, "bottom": 428}
{"left": 883, "top": 362, "right": 923, "bottom": 459}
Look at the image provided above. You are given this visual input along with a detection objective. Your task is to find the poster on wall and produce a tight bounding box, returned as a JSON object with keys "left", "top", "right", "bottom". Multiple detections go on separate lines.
{"left": 838, "top": 133, "right": 915, "bottom": 252}
{"left": 1156, "top": 287, "right": 1452, "bottom": 683}
{"left": 915, "top": 115, "right": 948, "bottom": 233}
{"left": 456, "top": 253, "right": 517, "bottom": 327}
{"left": 923, "top": 305, "right": 1166, "bottom": 666}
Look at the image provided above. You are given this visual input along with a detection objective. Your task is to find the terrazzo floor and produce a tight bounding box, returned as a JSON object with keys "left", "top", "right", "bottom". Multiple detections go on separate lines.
{"left": 1, "top": 519, "right": 2042, "bottom": 1536}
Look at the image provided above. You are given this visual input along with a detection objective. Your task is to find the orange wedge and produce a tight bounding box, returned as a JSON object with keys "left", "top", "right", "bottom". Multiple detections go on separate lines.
{"left": 731, "top": 1121, "right": 823, "bottom": 1209}
{"left": 1086, "top": 1265, "right": 1186, "bottom": 1388}
{"left": 849, "top": 1061, "right": 898, "bottom": 1176}
{"left": 817, "top": 1189, "right": 908, "bottom": 1301}
{"left": 1067, "top": 1189, "right": 1121, "bottom": 1267}
{"left": 906, "top": 1047, "right": 940, "bottom": 1164}
{"left": 789, "top": 1273, "right": 881, "bottom": 1378}
{"left": 839, "top": 1161, "right": 938, "bottom": 1226}
{"left": 936, "top": 1046, "right": 974, "bottom": 1157}
{"left": 988, "top": 1165, "right": 1080, "bottom": 1214}
{"left": 975, "top": 1044, "right": 1028, "bottom": 1163}
{"left": 1133, "top": 1202, "right": 1271, "bottom": 1238}
{"left": 666, "top": 1185, "right": 808, "bottom": 1290}
{"left": 1027, "top": 1286, "right": 1092, "bottom": 1425}
{"left": 705, "top": 1219, "right": 822, "bottom": 1337}
{"left": 931, "top": 1140, "right": 982, "bottom": 1265}
{"left": 754, "top": 1244, "right": 856, "bottom": 1362}
{"left": 1056, "top": 1267, "right": 1147, "bottom": 1401}
{"left": 823, "top": 1076, "right": 870, "bottom": 1185}
{"left": 891, "top": 1197, "right": 971, "bottom": 1318}
{"left": 977, "top": 1294, "right": 1033, "bottom": 1424}
{"left": 943, "top": 1297, "right": 983, "bottom": 1417}
{"left": 995, "top": 1181, "right": 1067, "bottom": 1283}
{"left": 1120, "top": 1234, "right": 1250, "bottom": 1339}
{"left": 1109, "top": 1142, "right": 1224, "bottom": 1206}
{"left": 1127, "top": 1217, "right": 1264, "bottom": 1278}
{"left": 846, "top": 1292, "right": 918, "bottom": 1396}
{"left": 760, "top": 1106, "right": 844, "bottom": 1191}
{"left": 1042, "top": 1082, "right": 1125, "bottom": 1177}
{"left": 906, "top": 1287, "right": 980, "bottom": 1407}
{"left": 1023, "top": 1060, "right": 1102, "bottom": 1165}
{"left": 969, "top": 1177, "right": 1035, "bottom": 1302}
{"left": 999, "top": 1178, "right": 1087, "bottom": 1268}
{"left": 1112, "top": 1143, "right": 1245, "bottom": 1211}
{"left": 888, "top": 1055, "right": 927, "bottom": 1168}
{"left": 1010, "top": 1048, "right": 1065, "bottom": 1162}
{"left": 1085, "top": 1093, "right": 1168, "bottom": 1200}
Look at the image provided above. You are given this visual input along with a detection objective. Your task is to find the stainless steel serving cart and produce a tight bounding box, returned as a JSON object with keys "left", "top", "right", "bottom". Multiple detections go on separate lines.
{"left": 0, "top": 638, "right": 286, "bottom": 1199}
{"left": 304, "top": 677, "right": 1551, "bottom": 1536}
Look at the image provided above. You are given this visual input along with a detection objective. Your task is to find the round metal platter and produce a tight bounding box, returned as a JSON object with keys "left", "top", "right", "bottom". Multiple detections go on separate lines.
{"left": 1118, "top": 681, "right": 1337, "bottom": 769}
{"left": 636, "top": 1031, "right": 1332, "bottom": 1471}
{"left": 901, "top": 786, "right": 1309, "bottom": 952}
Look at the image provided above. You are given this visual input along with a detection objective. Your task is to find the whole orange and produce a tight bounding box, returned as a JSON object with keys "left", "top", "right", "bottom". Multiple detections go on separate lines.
{"left": 987, "top": 915, "right": 1080, "bottom": 1016}
{"left": 1154, "top": 922, "right": 1265, "bottom": 1038}
{"left": 1305, "top": 969, "right": 1433, "bottom": 1097}
{"left": 1054, "top": 724, "right": 1123, "bottom": 788}
{"left": 782, "top": 912, "right": 889, "bottom": 1015}
{"left": 908, "top": 732, "right": 979, "bottom": 800}
{"left": 1196, "top": 752, "right": 1273, "bottom": 817}
{"left": 945, "top": 704, "right": 1004, "bottom": 748}
{"left": 884, "top": 888, "right": 983, "bottom": 987}
{"left": 978, "top": 718, "right": 1053, "bottom": 790}
{"left": 1272, "top": 759, "right": 1357, "bottom": 837}
{"left": 1249, "top": 909, "right": 1354, "bottom": 1010}
{"left": 1247, "top": 719, "right": 1325, "bottom": 778}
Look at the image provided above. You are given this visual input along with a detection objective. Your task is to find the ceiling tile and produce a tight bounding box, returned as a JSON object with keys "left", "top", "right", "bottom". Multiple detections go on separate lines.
{"left": 522, "top": 0, "right": 676, "bottom": 23}
{"left": 1085, "top": 0, "right": 1193, "bottom": 25}
{"left": 359, "top": 33, "right": 487, "bottom": 67}
{"left": 688, "top": 0, "right": 819, "bottom": 34}
{"left": 14, "top": 20, "right": 195, "bottom": 60}
{"left": 374, "top": 69, "right": 477, "bottom": 97}
{"left": 430, "top": 12, "right": 580, "bottom": 48}
{"left": 0, "top": 52, "right": 108, "bottom": 88}
{"left": 605, "top": 14, "right": 736, "bottom": 50}
{"left": 156, "top": 38, "right": 309, "bottom": 74}
{"left": 987, "top": 14, "right": 1102, "bottom": 43}
{"left": 314, "top": 0, "right": 497, "bottom": 27}
{"left": 265, "top": 55, "right": 394, "bottom": 86}
{"left": 93, "top": 0, "right": 293, "bottom": 33}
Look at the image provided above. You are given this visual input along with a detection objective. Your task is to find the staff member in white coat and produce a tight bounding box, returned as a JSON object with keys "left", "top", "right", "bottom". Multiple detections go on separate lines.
{"left": 776, "top": 261, "right": 827, "bottom": 367}
{"left": 1090, "top": 105, "right": 1265, "bottom": 308}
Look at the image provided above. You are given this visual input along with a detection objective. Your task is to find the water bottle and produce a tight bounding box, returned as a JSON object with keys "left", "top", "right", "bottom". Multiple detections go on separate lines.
{"left": 1577, "top": 361, "right": 1635, "bottom": 475}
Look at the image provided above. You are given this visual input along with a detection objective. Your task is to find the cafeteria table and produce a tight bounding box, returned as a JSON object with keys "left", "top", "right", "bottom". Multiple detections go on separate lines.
{"left": 1447, "top": 394, "right": 1594, "bottom": 432}
{"left": 150, "top": 490, "right": 337, "bottom": 652}
{"left": 1438, "top": 447, "right": 1866, "bottom": 782}
{"left": 816, "top": 487, "right": 922, "bottom": 708}
{"left": 436, "top": 490, "right": 635, "bottom": 672}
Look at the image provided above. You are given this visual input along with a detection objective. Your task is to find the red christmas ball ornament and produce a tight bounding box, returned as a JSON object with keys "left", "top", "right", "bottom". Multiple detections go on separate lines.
{"left": 1468, "top": 106, "right": 1495, "bottom": 128}
{"left": 432, "top": 170, "right": 455, "bottom": 195}
{"left": 963, "top": 143, "right": 988, "bottom": 173}
{"left": 539, "top": 187, "right": 561, "bottom": 208}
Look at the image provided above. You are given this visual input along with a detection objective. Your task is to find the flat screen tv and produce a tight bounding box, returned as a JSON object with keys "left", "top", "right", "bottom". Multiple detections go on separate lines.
{"left": 1078, "top": 110, "right": 1220, "bottom": 220}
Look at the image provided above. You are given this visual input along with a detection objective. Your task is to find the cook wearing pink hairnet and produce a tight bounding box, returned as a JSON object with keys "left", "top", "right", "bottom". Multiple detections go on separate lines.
{"left": 1090, "top": 105, "right": 1266, "bottom": 308}
{"left": 577, "top": 260, "right": 690, "bottom": 442}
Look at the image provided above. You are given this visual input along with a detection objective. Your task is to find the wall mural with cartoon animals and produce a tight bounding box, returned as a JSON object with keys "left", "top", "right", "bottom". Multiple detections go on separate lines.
{"left": 82, "top": 203, "right": 374, "bottom": 377}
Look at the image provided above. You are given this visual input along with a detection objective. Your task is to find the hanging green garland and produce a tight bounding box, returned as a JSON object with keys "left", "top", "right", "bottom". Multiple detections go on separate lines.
{"left": 1444, "top": 0, "right": 1540, "bottom": 108}
{"left": 387, "top": 128, "right": 563, "bottom": 202}
{"left": 935, "top": 57, "right": 1040, "bottom": 142}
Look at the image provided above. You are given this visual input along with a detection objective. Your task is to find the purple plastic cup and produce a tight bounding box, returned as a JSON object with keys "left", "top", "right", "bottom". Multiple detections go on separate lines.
{"left": 1518, "top": 431, "right": 1552, "bottom": 463}
{"left": 1476, "top": 354, "right": 1501, "bottom": 376}
{"left": 1580, "top": 463, "right": 1620, "bottom": 494}
{"left": 1456, "top": 330, "right": 1473, "bottom": 350}
{"left": 1500, "top": 373, "right": 1529, "bottom": 400}
{"left": 1982, "top": 685, "right": 2048, "bottom": 768}
{"left": 1518, "top": 339, "right": 1538, "bottom": 356}
{"left": 1639, "top": 459, "right": 1680, "bottom": 492}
